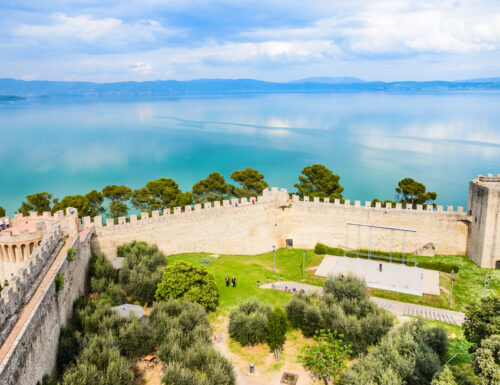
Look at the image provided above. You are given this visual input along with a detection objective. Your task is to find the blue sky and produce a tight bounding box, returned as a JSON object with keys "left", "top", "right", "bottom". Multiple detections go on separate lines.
{"left": 1, "top": 0, "right": 499, "bottom": 82}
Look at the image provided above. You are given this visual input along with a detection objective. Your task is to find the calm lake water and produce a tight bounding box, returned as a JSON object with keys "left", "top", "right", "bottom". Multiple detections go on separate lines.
{"left": 1, "top": 92, "right": 499, "bottom": 215}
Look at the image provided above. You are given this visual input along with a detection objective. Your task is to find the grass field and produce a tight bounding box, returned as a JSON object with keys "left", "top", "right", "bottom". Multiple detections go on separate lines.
{"left": 168, "top": 248, "right": 324, "bottom": 315}
{"left": 168, "top": 249, "right": 499, "bottom": 314}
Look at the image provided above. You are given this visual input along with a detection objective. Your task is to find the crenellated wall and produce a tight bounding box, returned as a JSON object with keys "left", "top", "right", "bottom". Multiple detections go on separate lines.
{"left": 86, "top": 187, "right": 472, "bottom": 260}
{"left": 0, "top": 218, "right": 94, "bottom": 385}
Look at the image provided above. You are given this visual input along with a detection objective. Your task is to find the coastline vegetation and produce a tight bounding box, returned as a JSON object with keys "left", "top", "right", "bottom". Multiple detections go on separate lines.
{"left": 5, "top": 164, "right": 438, "bottom": 219}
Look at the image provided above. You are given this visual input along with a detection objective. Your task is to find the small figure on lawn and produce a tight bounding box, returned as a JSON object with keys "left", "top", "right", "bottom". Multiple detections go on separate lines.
{"left": 232, "top": 277, "right": 237, "bottom": 287}
{"left": 225, "top": 275, "right": 230, "bottom": 287}
{"left": 379, "top": 263, "right": 383, "bottom": 272}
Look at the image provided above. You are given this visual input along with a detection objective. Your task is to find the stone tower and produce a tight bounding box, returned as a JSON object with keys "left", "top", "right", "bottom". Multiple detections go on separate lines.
{"left": 466, "top": 174, "right": 500, "bottom": 268}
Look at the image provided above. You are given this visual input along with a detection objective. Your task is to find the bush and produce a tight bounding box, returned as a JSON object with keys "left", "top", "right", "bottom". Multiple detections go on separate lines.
{"left": 200, "top": 257, "right": 211, "bottom": 265}
{"left": 417, "top": 261, "right": 460, "bottom": 273}
{"left": 340, "top": 319, "right": 448, "bottom": 385}
{"left": 55, "top": 272, "right": 65, "bottom": 292}
{"left": 473, "top": 334, "right": 500, "bottom": 385}
{"left": 228, "top": 299, "right": 272, "bottom": 345}
{"left": 463, "top": 296, "right": 500, "bottom": 352}
{"left": 118, "top": 316, "right": 154, "bottom": 358}
{"left": 288, "top": 275, "right": 394, "bottom": 355}
{"left": 155, "top": 261, "right": 218, "bottom": 310}
{"left": 67, "top": 248, "right": 76, "bottom": 262}
{"left": 119, "top": 241, "right": 168, "bottom": 305}
{"left": 324, "top": 275, "right": 368, "bottom": 303}
{"left": 314, "top": 243, "right": 345, "bottom": 256}
{"left": 89, "top": 252, "right": 116, "bottom": 283}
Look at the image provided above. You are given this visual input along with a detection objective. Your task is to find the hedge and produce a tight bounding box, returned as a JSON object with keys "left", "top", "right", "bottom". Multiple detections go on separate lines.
{"left": 314, "top": 243, "right": 459, "bottom": 273}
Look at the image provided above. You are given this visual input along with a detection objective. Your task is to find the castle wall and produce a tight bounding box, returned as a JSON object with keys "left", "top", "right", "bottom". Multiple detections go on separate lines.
{"left": 467, "top": 177, "right": 500, "bottom": 268}
{"left": 0, "top": 225, "right": 93, "bottom": 385}
{"left": 90, "top": 190, "right": 469, "bottom": 259}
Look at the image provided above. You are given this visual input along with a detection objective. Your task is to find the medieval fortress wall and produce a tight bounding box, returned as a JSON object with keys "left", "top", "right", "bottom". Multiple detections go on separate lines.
{"left": 0, "top": 210, "right": 93, "bottom": 385}
{"left": 0, "top": 175, "right": 498, "bottom": 385}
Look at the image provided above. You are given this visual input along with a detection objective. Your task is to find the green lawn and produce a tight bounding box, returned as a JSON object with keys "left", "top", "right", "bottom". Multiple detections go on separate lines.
{"left": 369, "top": 254, "right": 500, "bottom": 312}
{"left": 168, "top": 248, "right": 324, "bottom": 315}
{"left": 168, "top": 249, "right": 499, "bottom": 314}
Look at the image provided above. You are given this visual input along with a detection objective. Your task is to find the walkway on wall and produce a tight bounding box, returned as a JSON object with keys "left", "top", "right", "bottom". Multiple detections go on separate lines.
{"left": 0, "top": 235, "right": 75, "bottom": 372}
{"left": 260, "top": 281, "right": 465, "bottom": 325}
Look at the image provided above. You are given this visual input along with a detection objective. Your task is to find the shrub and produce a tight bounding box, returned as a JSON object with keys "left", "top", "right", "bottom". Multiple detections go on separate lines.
{"left": 285, "top": 293, "right": 311, "bottom": 328}
{"left": 119, "top": 241, "right": 168, "bottom": 305}
{"left": 200, "top": 257, "right": 211, "bottom": 265}
{"left": 431, "top": 366, "right": 458, "bottom": 385}
{"left": 314, "top": 243, "right": 345, "bottom": 256}
{"left": 463, "top": 296, "right": 500, "bottom": 352}
{"left": 89, "top": 252, "right": 116, "bottom": 283}
{"left": 324, "top": 275, "right": 367, "bottom": 303}
{"left": 472, "top": 334, "right": 500, "bottom": 384}
{"left": 228, "top": 299, "right": 272, "bottom": 345}
{"left": 155, "top": 261, "right": 218, "bottom": 310}
{"left": 267, "top": 307, "right": 288, "bottom": 359}
{"left": 417, "top": 261, "right": 460, "bottom": 273}
{"left": 55, "top": 272, "right": 65, "bottom": 292}
{"left": 340, "top": 319, "right": 448, "bottom": 385}
{"left": 67, "top": 248, "right": 76, "bottom": 262}
{"left": 118, "top": 316, "right": 154, "bottom": 358}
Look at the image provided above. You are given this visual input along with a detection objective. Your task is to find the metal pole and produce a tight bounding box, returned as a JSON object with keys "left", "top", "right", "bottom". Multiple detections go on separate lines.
{"left": 483, "top": 276, "right": 490, "bottom": 297}
{"left": 302, "top": 249, "right": 306, "bottom": 280}
{"left": 389, "top": 230, "right": 393, "bottom": 263}
{"left": 402, "top": 232, "right": 406, "bottom": 264}
{"left": 357, "top": 224, "right": 360, "bottom": 258}
{"left": 368, "top": 226, "right": 372, "bottom": 260}
{"left": 449, "top": 269, "right": 455, "bottom": 306}
{"left": 273, "top": 246, "right": 276, "bottom": 276}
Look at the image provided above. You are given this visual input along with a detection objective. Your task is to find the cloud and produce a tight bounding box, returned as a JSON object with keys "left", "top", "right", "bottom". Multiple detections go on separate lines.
{"left": 129, "top": 62, "right": 153, "bottom": 74}
{"left": 13, "top": 13, "right": 177, "bottom": 51}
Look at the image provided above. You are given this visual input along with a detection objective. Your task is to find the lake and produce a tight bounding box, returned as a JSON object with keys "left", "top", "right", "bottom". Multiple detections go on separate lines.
{"left": 0, "top": 92, "right": 499, "bottom": 215}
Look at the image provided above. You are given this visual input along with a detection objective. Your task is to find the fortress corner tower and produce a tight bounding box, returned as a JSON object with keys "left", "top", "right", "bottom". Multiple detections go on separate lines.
{"left": 467, "top": 174, "right": 500, "bottom": 268}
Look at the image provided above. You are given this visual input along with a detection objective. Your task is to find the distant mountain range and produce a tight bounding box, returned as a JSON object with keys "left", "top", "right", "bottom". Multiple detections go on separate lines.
{"left": 0, "top": 77, "right": 499, "bottom": 98}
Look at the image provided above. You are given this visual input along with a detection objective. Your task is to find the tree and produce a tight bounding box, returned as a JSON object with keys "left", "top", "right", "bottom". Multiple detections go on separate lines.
{"left": 84, "top": 190, "right": 105, "bottom": 217}
{"left": 267, "top": 307, "right": 288, "bottom": 360}
{"left": 464, "top": 297, "right": 500, "bottom": 352}
{"left": 295, "top": 164, "right": 343, "bottom": 200}
{"left": 118, "top": 241, "right": 167, "bottom": 304}
{"left": 395, "top": 178, "right": 437, "bottom": 206}
{"left": 0, "top": 206, "right": 5, "bottom": 217}
{"left": 431, "top": 366, "right": 458, "bottom": 385}
{"left": 18, "top": 192, "right": 54, "bottom": 215}
{"left": 228, "top": 299, "right": 272, "bottom": 346}
{"left": 323, "top": 274, "right": 368, "bottom": 303}
{"left": 155, "top": 261, "right": 218, "bottom": 310}
{"left": 131, "top": 178, "right": 192, "bottom": 212}
{"left": 299, "top": 329, "right": 351, "bottom": 385}
{"left": 473, "top": 334, "right": 500, "bottom": 385}
{"left": 230, "top": 168, "right": 269, "bottom": 198}
{"left": 52, "top": 194, "right": 88, "bottom": 216}
{"left": 102, "top": 185, "right": 132, "bottom": 218}
{"left": 192, "top": 172, "right": 233, "bottom": 203}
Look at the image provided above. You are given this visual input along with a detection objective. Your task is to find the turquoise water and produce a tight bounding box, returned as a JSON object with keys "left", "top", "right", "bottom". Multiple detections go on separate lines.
{"left": 0, "top": 92, "right": 499, "bottom": 215}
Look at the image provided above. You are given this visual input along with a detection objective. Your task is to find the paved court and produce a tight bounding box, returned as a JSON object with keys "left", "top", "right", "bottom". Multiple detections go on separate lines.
{"left": 314, "top": 255, "right": 440, "bottom": 296}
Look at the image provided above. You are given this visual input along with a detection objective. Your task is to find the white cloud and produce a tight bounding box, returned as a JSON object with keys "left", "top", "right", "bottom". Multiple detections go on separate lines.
{"left": 14, "top": 13, "right": 176, "bottom": 49}
{"left": 129, "top": 62, "right": 152, "bottom": 74}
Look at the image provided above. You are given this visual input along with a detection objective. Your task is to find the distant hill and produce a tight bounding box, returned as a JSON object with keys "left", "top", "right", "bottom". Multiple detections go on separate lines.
{"left": 0, "top": 95, "right": 25, "bottom": 101}
{"left": 290, "top": 77, "right": 365, "bottom": 84}
{"left": 0, "top": 77, "right": 499, "bottom": 98}
{"left": 458, "top": 77, "right": 500, "bottom": 83}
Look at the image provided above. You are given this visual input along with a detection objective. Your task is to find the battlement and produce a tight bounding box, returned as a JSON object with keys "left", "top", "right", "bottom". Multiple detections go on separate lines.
{"left": 81, "top": 187, "right": 467, "bottom": 232}
{"left": 477, "top": 173, "right": 500, "bottom": 183}
{"left": 0, "top": 223, "right": 62, "bottom": 333}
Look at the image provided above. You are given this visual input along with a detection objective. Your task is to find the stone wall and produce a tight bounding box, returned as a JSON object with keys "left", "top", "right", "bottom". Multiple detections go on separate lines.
{"left": 0, "top": 226, "right": 94, "bottom": 385}
{"left": 89, "top": 188, "right": 470, "bottom": 259}
{"left": 466, "top": 176, "right": 500, "bottom": 268}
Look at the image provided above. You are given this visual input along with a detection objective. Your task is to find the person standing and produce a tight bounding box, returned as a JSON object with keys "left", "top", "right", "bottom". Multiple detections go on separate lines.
{"left": 225, "top": 275, "right": 230, "bottom": 287}
{"left": 0, "top": 217, "right": 4, "bottom": 231}
{"left": 232, "top": 277, "right": 236, "bottom": 287}
{"left": 4, "top": 216, "right": 9, "bottom": 228}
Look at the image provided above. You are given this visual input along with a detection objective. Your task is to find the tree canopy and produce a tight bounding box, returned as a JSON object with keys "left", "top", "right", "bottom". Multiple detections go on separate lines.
{"left": 294, "top": 164, "right": 343, "bottom": 200}
{"left": 131, "top": 178, "right": 192, "bottom": 212}
{"left": 267, "top": 306, "right": 288, "bottom": 360}
{"left": 464, "top": 296, "right": 500, "bottom": 352}
{"left": 102, "top": 185, "right": 132, "bottom": 218}
{"left": 0, "top": 206, "right": 5, "bottom": 217}
{"left": 51, "top": 190, "right": 105, "bottom": 217}
{"left": 192, "top": 172, "right": 233, "bottom": 203}
{"left": 18, "top": 192, "right": 54, "bottom": 215}
{"left": 230, "top": 168, "right": 268, "bottom": 198}
{"left": 299, "top": 329, "right": 351, "bottom": 385}
{"left": 395, "top": 178, "right": 437, "bottom": 206}
{"left": 473, "top": 334, "right": 500, "bottom": 385}
{"left": 155, "top": 261, "right": 218, "bottom": 310}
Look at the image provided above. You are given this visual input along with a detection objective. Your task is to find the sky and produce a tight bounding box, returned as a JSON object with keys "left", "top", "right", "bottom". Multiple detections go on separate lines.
{"left": 1, "top": 0, "right": 499, "bottom": 82}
